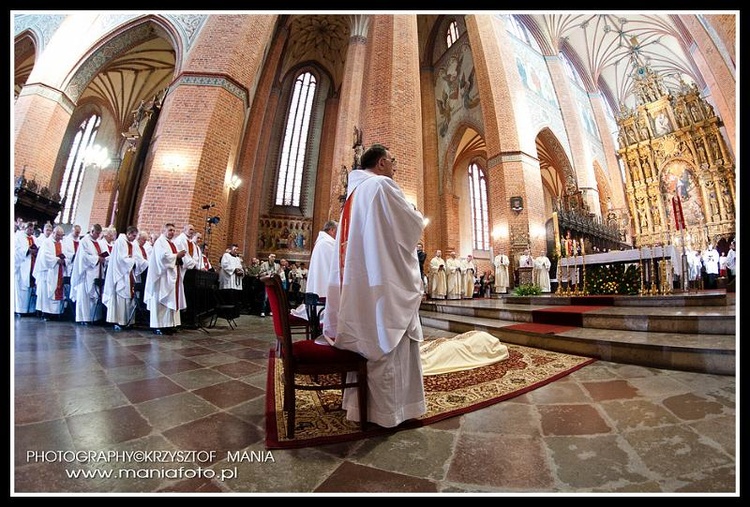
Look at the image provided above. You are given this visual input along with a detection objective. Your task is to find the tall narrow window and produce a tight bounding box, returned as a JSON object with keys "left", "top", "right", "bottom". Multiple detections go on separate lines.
{"left": 57, "top": 114, "right": 101, "bottom": 224}
{"left": 468, "top": 162, "right": 490, "bottom": 250}
{"left": 446, "top": 20, "right": 459, "bottom": 48}
{"left": 275, "top": 71, "right": 317, "bottom": 207}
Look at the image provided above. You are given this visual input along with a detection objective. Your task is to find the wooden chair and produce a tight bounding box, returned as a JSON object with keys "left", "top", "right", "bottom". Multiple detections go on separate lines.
{"left": 262, "top": 274, "right": 368, "bottom": 438}
{"left": 303, "top": 292, "right": 325, "bottom": 339}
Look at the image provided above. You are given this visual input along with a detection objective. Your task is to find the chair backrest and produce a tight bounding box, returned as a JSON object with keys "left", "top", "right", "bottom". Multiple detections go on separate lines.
{"left": 303, "top": 292, "right": 321, "bottom": 338}
{"left": 261, "top": 274, "right": 293, "bottom": 361}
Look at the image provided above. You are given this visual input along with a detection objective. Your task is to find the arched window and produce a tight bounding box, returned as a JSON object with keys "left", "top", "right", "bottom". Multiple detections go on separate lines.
{"left": 275, "top": 71, "right": 317, "bottom": 207}
{"left": 446, "top": 20, "right": 459, "bottom": 48}
{"left": 57, "top": 114, "right": 102, "bottom": 224}
{"left": 468, "top": 162, "right": 490, "bottom": 250}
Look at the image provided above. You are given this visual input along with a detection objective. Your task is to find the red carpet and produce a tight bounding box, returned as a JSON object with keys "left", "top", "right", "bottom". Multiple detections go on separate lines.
{"left": 531, "top": 305, "right": 605, "bottom": 327}
{"left": 504, "top": 322, "right": 577, "bottom": 334}
{"left": 266, "top": 345, "right": 595, "bottom": 449}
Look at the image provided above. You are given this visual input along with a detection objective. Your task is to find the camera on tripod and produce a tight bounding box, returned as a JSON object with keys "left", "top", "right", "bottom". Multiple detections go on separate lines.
{"left": 207, "top": 216, "right": 220, "bottom": 225}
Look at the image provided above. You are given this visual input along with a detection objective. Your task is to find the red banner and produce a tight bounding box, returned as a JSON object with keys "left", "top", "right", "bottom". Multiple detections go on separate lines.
{"left": 672, "top": 196, "right": 685, "bottom": 230}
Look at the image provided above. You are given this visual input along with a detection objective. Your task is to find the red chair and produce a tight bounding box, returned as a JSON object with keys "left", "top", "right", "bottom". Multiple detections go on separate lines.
{"left": 262, "top": 274, "right": 368, "bottom": 438}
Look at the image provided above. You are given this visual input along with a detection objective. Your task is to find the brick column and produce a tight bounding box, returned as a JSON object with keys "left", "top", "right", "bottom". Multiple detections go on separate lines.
{"left": 326, "top": 15, "right": 371, "bottom": 222}
{"left": 138, "top": 15, "right": 276, "bottom": 260}
{"left": 465, "top": 15, "right": 544, "bottom": 260}
{"left": 358, "top": 14, "right": 423, "bottom": 207}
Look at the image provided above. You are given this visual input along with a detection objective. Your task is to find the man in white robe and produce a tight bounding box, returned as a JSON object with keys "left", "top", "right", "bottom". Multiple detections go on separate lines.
{"left": 290, "top": 220, "right": 337, "bottom": 320}
{"left": 173, "top": 223, "right": 201, "bottom": 271}
{"left": 70, "top": 224, "right": 108, "bottom": 324}
{"left": 103, "top": 226, "right": 142, "bottom": 329}
{"left": 493, "top": 252, "right": 510, "bottom": 294}
{"left": 14, "top": 221, "right": 40, "bottom": 315}
{"left": 462, "top": 254, "right": 476, "bottom": 298}
{"left": 533, "top": 252, "right": 552, "bottom": 292}
{"left": 219, "top": 243, "right": 244, "bottom": 308}
{"left": 144, "top": 223, "right": 188, "bottom": 335}
{"left": 32, "top": 225, "right": 67, "bottom": 319}
{"left": 323, "top": 143, "right": 426, "bottom": 428}
{"left": 259, "top": 253, "right": 282, "bottom": 317}
{"left": 445, "top": 251, "right": 462, "bottom": 300}
{"left": 428, "top": 250, "right": 447, "bottom": 299}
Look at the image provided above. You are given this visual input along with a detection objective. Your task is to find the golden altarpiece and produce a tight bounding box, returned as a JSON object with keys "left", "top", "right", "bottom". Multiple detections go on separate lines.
{"left": 616, "top": 63, "right": 735, "bottom": 252}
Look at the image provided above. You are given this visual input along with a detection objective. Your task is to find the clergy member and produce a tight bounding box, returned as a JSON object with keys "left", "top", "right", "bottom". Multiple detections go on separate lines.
{"left": 428, "top": 250, "right": 447, "bottom": 299}
{"left": 493, "top": 251, "right": 510, "bottom": 294}
{"left": 32, "top": 225, "right": 67, "bottom": 320}
{"left": 144, "top": 222, "right": 188, "bottom": 335}
{"left": 70, "top": 224, "right": 108, "bottom": 325}
{"left": 103, "top": 226, "right": 142, "bottom": 330}
{"left": 14, "top": 221, "right": 39, "bottom": 315}
{"left": 290, "top": 220, "right": 337, "bottom": 319}
{"left": 323, "top": 143, "right": 426, "bottom": 428}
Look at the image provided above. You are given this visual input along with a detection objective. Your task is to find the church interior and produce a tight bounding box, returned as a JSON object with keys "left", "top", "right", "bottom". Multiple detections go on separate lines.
{"left": 12, "top": 12, "right": 737, "bottom": 495}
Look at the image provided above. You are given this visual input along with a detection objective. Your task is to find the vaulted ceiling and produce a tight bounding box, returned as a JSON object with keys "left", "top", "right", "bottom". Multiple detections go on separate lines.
{"left": 14, "top": 12, "right": 722, "bottom": 177}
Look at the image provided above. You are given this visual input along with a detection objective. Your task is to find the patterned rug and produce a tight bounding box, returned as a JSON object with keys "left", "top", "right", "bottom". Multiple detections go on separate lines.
{"left": 265, "top": 343, "right": 595, "bottom": 449}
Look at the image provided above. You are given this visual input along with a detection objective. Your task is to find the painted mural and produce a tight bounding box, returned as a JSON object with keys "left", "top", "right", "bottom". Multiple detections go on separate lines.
{"left": 661, "top": 161, "right": 704, "bottom": 227}
{"left": 435, "top": 42, "right": 480, "bottom": 139}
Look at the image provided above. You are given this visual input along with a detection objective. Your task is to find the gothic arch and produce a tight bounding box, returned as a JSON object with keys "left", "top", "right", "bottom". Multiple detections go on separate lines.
{"left": 14, "top": 30, "right": 37, "bottom": 98}
{"left": 62, "top": 15, "right": 182, "bottom": 104}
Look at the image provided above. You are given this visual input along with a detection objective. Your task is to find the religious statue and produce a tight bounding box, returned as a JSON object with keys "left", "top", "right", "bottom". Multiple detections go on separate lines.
{"left": 352, "top": 126, "right": 364, "bottom": 169}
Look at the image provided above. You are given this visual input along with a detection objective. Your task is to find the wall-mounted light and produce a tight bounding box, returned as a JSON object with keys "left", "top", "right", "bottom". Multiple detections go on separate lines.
{"left": 229, "top": 174, "right": 242, "bottom": 190}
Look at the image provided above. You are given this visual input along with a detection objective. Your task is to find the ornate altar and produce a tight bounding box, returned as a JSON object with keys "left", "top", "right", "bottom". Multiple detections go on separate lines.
{"left": 616, "top": 62, "right": 735, "bottom": 251}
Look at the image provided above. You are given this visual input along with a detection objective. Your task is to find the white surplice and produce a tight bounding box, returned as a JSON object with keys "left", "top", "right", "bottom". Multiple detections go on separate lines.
{"left": 291, "top": 230, "right": 335, "bottom": 320}
{"left": 102, "top": 234, "right": 139, "bottom": 326}
{"left": 322, "top": 168, "right": 426, "bottom": 428}
{"left": 144, "top": 234, "right": 187, "bottom": 329}
{"left": 70, "top": 234, "right": 107, "bottom": 323}
{"left": 32, "top": 233, "right": 66, "bottom": 315}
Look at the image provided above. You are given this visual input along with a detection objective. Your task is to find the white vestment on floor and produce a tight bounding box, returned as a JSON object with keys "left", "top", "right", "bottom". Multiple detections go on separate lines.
{"left": 323, "top": 168, "right": 426, "bottom": 428}
{"left": 420, "top": 330, "right": 509, "bottom": 376}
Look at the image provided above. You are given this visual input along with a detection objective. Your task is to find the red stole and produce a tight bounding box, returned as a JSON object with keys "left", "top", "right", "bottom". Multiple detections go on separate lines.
{"left": 93, "top": 240, "right": 104, "bottom": 281}
{"left": 27, "top": 235, "right": 37, "bottom": 280}
{"left": 54, "top": 241, "right": 64, "bottom": 300}
{"left": 188, "top": 241, "right": 194, "bottom": 257}
{"left": 167, "top": 240, "right": 180, "bottom": 308}
{"left": 139, "top": 244, "right": 147, "bottom": 260}
{"left": 338, "top": 190, "right": 355, "bottom": 290}
{"left": 127, "top": 242, "right": 135, "bottom": 298}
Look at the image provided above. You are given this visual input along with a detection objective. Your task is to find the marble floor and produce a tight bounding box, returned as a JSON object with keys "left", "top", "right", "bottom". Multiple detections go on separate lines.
{"left": 12, "top": 311, "right": 736, "bottom": 496}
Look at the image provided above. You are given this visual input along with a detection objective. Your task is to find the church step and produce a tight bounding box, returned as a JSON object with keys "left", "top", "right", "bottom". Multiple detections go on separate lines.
{"left": 420, "top": 310, "right": 735, "bottom": 376}
{"left": 420, "top": 292, "right": 735, "bottom": 335}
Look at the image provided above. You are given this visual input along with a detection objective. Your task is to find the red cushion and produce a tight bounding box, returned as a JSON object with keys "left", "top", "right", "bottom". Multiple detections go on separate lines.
{"left": 291, "top": 339, "right": 362, "bottom": 365}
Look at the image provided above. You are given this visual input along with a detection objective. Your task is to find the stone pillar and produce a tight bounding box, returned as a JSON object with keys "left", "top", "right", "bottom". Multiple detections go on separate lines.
{"left": 327, "top": 14, "right": 371, "bottom": 221}
{"left": 358, "top": 14, "right": 424, "bottom": 206}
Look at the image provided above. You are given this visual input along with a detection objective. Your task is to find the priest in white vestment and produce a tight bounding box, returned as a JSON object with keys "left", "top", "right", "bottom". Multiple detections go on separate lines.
{"left": 462, "top": 254, "right": 476, "bottom": 298}
{"left": 323, "top": 143, "right": 426, "bottom": 428}
{"left": 144, "top": 223, "right": 188, "bottom": 335}
{"left": 428, "top": 250, "right": 447, "bottom": 299}
{"left": 61, "top": 224, "right": 81, "bottom": 280}
{"left": 70, "top": 224, "right": 108, "bottom": 324}
{"left": 445, "top": 251, "right": 462, "bottom": 300}
{"left": 173, "top": 223, "right": 201, "bottom": 271}
{"left": 32, "top": 226, "right": 67, "bottom": 318}
{"left": 290, "top": 220, "right": 337, "bottom": 320}
{"left": 493, "top": 253, "right": 510, "bottom": 294}
{"left": 103, "top": 227, "right": 142, "bottom": 328}
{"left": 532, "top": 253, "right": 552, "bottom": 292}
{"left": 14, "top": 221, "right": 40, "bottom": 315}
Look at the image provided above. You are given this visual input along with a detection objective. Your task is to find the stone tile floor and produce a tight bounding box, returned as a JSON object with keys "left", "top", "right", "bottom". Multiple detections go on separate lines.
{"left": 12, "top": 312, "right": 736, "bottom": 496}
